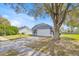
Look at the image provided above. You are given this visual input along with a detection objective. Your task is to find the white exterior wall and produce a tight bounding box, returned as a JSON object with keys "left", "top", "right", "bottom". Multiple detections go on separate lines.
{"left": 19, "top": 28, "right": 32, "bottom": 34}
{"left": 37, "top": 29, "right": 51, "bottom": 36}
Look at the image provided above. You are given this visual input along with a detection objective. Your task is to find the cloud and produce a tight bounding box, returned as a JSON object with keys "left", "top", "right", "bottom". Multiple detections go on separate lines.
{"left": 18, "top": 14, "right": 35, "bottom": 21}
{"left": 0, "top": 4, "right": 36, "bottom": 28}
{"left": 9, "top": 17, "right": 25, "bottom": 27}
{"left": 2, "top": 14, "right": 21, "bottom": 27}
{"left": 2, "top": 15, "right": 9, "bottom": 18}
{"left": 26, "top": 15, "right": 35, "bottom": 21}
{"left": 5, "top": 14, "right": 35, "bottom": 27}
{"left": 10, "top": 20, "right": 21, "bottom": 27}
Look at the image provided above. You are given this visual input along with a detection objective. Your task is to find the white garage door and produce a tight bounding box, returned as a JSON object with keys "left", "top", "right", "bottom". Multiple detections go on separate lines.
{"left": 37, "top": 29, "right": 51, "bottom": 36}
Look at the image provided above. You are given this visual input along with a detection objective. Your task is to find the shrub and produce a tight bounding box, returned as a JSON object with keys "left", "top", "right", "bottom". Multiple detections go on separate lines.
{"left": 0, "top": 25, "right": 19, "bottom": 36}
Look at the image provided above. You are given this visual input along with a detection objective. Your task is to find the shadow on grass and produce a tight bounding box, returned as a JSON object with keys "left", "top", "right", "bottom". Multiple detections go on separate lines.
{"left": 28, "top": 37, "right": 79, "bottom": 56}
{"left": 5, "top": 49, "right": 19, "bottom": 56}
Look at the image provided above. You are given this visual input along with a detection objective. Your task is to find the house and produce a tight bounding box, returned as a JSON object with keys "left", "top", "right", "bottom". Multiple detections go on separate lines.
{"left": 32, "top": 23, "right": 53, "bottom": 36}
{"left": 19, "top": 26, "right": 32, "bottom": 35}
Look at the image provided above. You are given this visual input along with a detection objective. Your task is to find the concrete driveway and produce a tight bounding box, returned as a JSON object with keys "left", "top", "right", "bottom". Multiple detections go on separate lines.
{"left": 0, "top": 37, "right": 49, "bottom": 56}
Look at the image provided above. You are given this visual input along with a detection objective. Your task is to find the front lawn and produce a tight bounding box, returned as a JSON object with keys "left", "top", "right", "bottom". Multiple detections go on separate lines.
{"left": 61, "top": 34, "right": 79, "bottom": 41}
{"left": 29, "top": 35, "right": 79, "bottom": 56}
{"left": 1, "top": 34, "right": 31, "bottom": 40}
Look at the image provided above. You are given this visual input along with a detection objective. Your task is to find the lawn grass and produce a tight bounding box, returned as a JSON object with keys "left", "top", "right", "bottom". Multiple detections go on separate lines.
{"left": 61, "top": 34, "right": 79, "bottom": 41}
{"left": 2, "top": 34, "right": 30, "bottom": 40}
{"left": 29, "top": 35, "right": 79, "bottom": 56}
{"left": 28, "top": 37, "right": 79, "bottom": 56}
{"left": 3, "top": 34, "right": 79, "bottom": 41}
{"left": 1, "top": 33, "right": 79, "bottom": 41}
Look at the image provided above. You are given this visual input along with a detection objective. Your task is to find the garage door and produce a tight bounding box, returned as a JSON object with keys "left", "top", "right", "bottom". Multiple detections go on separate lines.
{"left": 37, "top": 29, "right": 51, "bottom": 36}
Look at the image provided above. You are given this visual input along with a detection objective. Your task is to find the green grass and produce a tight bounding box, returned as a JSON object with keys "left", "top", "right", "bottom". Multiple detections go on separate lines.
{"left": 61, "top": 34, "right": 79, "bottom": 41}
{"left": 3, "top": 34, "right": 79, "bottom": 41}
{"left": 2, "top": 34, "right": 30, "bottom": 40}
{"left": 1, "top": 33, "right": 79, "bottom": 41}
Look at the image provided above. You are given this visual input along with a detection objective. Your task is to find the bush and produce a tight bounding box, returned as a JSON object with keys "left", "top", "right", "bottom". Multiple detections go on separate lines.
{"left": 0, "top": 29, "right": 4, "bottom": 36}
{"left": 0, "top": 25, "right": 19, "bottom": 36}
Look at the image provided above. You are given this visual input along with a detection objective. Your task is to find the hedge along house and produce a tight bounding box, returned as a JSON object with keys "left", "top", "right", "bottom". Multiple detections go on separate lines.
{"left": 32, "top": 23, "right": 53, "bottom": 37}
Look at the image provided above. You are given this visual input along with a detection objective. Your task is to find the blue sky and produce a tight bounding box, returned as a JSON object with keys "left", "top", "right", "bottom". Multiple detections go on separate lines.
{"left": 0, "top": 4, "right": 53, "bottom": 28}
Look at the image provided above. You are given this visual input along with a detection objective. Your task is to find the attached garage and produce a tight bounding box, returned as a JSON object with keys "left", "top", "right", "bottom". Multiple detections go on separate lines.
{"left": 32, "top": 23, "right": 53, "bottom": 37}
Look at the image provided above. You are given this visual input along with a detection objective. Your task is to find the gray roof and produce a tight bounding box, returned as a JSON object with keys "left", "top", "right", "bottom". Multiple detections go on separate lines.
{"left": 19, "top": 26, "right": 30, "bottom": 30}
{"left": 32, "top": 23, "right": 52, "bottom": 31}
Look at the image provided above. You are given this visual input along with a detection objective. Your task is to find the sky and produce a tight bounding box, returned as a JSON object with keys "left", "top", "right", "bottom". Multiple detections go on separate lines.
{"left": 0, "top": 3, "right": 69, "bottom": 30}
{"left": 0, "top": 4, "right": 54, "bottom": 29}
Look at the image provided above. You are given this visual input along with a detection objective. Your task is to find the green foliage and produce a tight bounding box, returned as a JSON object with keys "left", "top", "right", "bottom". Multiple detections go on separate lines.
{"left": 64, "top": 18, "right": 79, "bottom": 33}
{"left": 66, "top": 18, "right": 79, "bottom": 28}
{"left": 0, "top": 28, "right": 4, "bottom": 36}
{"left": 0, "top": 25, "right": 19, "bottom": 36}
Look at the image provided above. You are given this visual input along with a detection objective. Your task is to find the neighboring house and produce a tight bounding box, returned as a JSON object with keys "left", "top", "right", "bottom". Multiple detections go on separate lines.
{"left": 19, "top": 26, "right": 32, "bottom": 35}
{"left": 32, "top": 23, "right": 53, "bottom": 36}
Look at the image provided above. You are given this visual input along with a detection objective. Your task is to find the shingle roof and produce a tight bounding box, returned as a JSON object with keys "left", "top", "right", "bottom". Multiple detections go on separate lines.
{"left": 19, "top": 26, "right": 30, "bottom": 30}
{"left": 32, "top": 23, "right": 52, "bottom": 31}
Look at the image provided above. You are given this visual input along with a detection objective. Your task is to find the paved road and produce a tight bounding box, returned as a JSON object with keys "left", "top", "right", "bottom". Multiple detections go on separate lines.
{"left": 0, "top": 37, "right": 49, "bottom": 56}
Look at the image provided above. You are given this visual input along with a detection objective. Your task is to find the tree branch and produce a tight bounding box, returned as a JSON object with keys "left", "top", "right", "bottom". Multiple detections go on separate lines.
{"left": 58, "top": 3, "right": 71, "bottom": 28}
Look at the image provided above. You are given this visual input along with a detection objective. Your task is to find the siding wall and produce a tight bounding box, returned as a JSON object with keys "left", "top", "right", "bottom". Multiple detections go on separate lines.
{"left": 19, "top": 28, "right": 32, "bottom": 34}
{"left": 36, "top": 29, "right": 51, "bottom": 36}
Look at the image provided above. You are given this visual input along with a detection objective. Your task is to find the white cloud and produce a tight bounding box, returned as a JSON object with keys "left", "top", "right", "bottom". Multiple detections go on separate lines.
{"left": 9, "top": 17, "right": 25, "bottom": 27}
{"left": 10, "top": 20, "right": 21, "bottom": 27}
{"left": 26, "top": 15, "right": 35, "bottom": 21}
{"left": 18, "top": 14, "right": 35, "bottom": 21}
{"left": 2, "top": 15, "right": 9, "bottom": 18}
{"left": 2, "top": 13, "right": 35, "bottom": 27}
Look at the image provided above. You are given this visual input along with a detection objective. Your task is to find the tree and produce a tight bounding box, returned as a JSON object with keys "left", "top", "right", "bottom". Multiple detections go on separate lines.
{"left": 0, "top": 25, "right": 19, "bottom": 36}
{"left": 5, "top": 3, "right": 79, "bottom": 55}
{"left": 65, "top": 8, "right": 79, "bottom": 33}
{"left": 65, "top": 19, "right": 79, "bottom": 33}
{"left": 5, "top": 26, "right": 19, "bottom": 35}
{"left": 0, "top": 17, "right": 10, "bottom": 26}
{"left": 0, "top": 16, "right": 11, "bottom": 35}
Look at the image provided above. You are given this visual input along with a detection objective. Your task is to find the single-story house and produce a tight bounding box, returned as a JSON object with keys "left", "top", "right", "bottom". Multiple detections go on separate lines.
{"left": 19, "top": 26, "right": 32, "bottom": 35}
{"left": 32, "top": 23, "right": 53, "bottom": 36}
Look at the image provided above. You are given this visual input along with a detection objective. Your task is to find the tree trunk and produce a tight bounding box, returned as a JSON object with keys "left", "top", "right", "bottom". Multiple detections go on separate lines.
{"left": 53, "top": 27, "right": 60, "bottom": 40}
{"left": 70, "top": 26, "right": 74, "bottom": 33}
{"left": 48, "top": 3, "right": 71, "bottom": 56}
{"left": 49, "top": 27, "right": 60, "bottom": 55}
